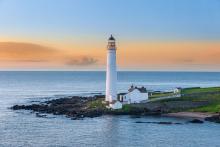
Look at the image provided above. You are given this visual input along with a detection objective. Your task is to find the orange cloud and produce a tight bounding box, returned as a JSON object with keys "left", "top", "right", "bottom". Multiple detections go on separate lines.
{"left": 0, "top": 42, "right": 99, "bottom": 69}
{"left": 66, "top": 57, "right": 98, "bottom": 66}
{"left": 0, "top": 42, "right": 58, "bottom": 61}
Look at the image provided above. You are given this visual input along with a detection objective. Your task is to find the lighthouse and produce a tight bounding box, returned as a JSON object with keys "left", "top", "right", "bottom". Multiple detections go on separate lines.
{"left": 105, "top": 35, "right": 117, "bottom": 102}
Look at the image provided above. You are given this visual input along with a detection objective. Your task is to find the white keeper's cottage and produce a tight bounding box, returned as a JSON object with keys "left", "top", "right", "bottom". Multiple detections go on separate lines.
{"left": 119, "top": 85, "right": 149, "bottom": 104}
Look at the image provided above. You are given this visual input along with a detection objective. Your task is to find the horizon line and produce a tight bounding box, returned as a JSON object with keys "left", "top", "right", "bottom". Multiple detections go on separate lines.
{"left": 0, "top": 70, "right": 220, "bottom": 72}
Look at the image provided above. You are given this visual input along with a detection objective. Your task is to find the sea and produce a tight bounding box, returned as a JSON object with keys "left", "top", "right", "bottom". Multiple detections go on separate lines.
{"left": 0, "top": 71, "right": 220, "bottom": 147}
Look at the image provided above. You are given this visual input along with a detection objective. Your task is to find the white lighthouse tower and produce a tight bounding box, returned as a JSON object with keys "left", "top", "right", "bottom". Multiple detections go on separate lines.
{"left": 105, "top": 35, "right": 117, "bottom": 102}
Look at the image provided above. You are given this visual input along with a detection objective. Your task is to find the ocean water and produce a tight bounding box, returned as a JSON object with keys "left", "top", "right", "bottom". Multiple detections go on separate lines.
{"left": 0, "top": 71, "right": 220, "bottom": 147}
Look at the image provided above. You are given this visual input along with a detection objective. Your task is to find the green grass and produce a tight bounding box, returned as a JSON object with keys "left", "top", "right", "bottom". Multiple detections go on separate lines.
{"left": 181, "top": 87, "right": 220, "bottom": 113}
{"left": 150, "top": 92, "right": 177, "bottom": 99}
{"left": 88, "top": 98, "right": 106, "bottom": 109}
{"left": 182, "top": 87, "right": 220, "bottom": 95}
{"left": 153, "top": 87, "right": 220, "bottom": 113}
{"left": 190, "top": 104, "right": 220, "bottom": 113}
{"left": 122, "top": 104, "right": 143, "bottom": 113}
{"left": 122, "top": 104, "right": 134, "bottom": 112}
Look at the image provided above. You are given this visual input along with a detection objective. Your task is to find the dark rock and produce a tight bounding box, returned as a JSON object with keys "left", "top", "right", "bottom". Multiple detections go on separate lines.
{"left": 11, "top": 96, "right": 106, "bottom": 119}
{"left": 36, "top": 113, "right": 47, "bottom": 118}
{"left": 94, "top": 95, "right": 105, "bottom": 98}
{"left": 205, "top": 115, "right": 220, "bottom": 123}
{"left": 71, "top": 117, "right": 83, "bottom": 120}
{"left": 11, "top": 105, "right": 23, "bottom": 110}
{"left": 71, "top": 117, "right": 78, "bottom": 120}
{"left": 135, "top": 121, "right": 182, "bottom": 125}
{"left": 188, "top": 119, "right": 204, "bottom": 124}
{"left": 130, "top": 115, "right": 141, "bottom": 118}
{"left": 30, "top": 100, "right": 41, "bottom": 103}
{"left": 158, "top": 122, "right": 173, "bottom": 125}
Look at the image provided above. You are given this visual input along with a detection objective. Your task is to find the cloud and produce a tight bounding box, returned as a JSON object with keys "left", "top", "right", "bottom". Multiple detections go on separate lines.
{"left": 66, "top": 57, "right": 98, "bottom": 66}
{"left": 0, "top": 59, "right": 48, "bottom": 62}
{"left": 0, "top": 41, "right": 99, "bottom": 68}
{"left": 0, "top": 42, "right": 58, "bottom": 61}
{"left": 14, "top": 59, "right": 48, "bottom": 62}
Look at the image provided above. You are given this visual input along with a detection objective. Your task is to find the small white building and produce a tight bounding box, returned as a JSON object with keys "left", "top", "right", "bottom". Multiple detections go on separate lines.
{"left": 173, "top": 87, "right": 182, "bottom": 94}
{"left": 109, "top": 100, "right": 122, "bottom": 109}
{"left": 120, "top": 85, "right": 148, "bottom": 104}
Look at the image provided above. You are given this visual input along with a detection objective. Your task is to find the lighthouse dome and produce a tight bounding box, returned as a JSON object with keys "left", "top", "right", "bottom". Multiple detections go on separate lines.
{"left": 108, "top": 35, "right": 115, "bottom": 41}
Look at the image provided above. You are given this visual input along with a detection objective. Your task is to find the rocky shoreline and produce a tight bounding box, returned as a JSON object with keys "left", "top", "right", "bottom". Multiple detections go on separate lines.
{"left": 11, "top": 95, "right": 168, "bottom": 120}
{"left": 11, "top": 95, "right": 220, "bottom": 123}
{"left": 11, "top": 95, "right": 153, "bottom": 119}
{"left": 12, "top": 96, "right": 105, "bottom": 119}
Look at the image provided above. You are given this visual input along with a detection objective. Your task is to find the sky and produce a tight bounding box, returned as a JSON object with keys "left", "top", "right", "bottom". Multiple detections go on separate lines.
{"left": 0, "top": 0, "right": 220, "bottom": 71}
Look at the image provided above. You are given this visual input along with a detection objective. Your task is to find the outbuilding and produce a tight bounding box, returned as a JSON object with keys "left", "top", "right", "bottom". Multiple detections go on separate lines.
{"left": 109, "top": 100, "right": 123, "bottom": 109}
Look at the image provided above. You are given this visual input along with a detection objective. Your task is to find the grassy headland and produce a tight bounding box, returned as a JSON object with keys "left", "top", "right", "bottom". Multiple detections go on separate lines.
{"left": 181, "top": 87, "right": 220, "bottom": 113}
{"left": 149, "top": 92, "right": 176, "bottom": 99}
{"left": 119, "top": 87, "right": 220, "bottom": 114}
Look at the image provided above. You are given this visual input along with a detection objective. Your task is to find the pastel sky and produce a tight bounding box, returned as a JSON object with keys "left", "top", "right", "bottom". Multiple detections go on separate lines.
{"left": 0, "top": 0, "right": 220, "bottom": 71}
